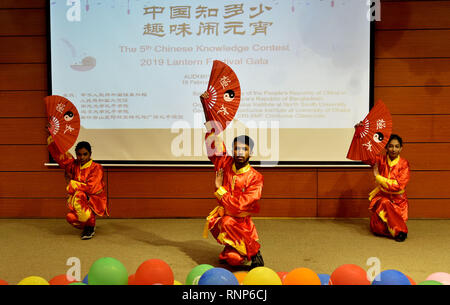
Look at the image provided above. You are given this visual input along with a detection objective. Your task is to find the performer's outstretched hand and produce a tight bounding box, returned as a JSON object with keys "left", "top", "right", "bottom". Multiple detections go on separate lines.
{"left": 215, "top": 168, "right": 224, "bottom": 189}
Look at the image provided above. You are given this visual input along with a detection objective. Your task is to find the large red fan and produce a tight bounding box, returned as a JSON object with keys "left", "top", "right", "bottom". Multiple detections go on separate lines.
{"left": 45, "top": 95, "right": 80, "bottom": 152}
{"left": 200, "top": 60, "right": 241, "bottom": 133}
{"left": 346, "top": 100, "right": 392, "bottom": 161}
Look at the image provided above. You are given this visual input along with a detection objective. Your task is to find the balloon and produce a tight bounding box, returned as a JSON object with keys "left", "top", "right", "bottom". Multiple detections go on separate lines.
{"left": 69, "top": 282, "right": 87, "bottom": 285}
{"left": 49, "top": 274, "right": 77, "bottom": 285}
{"left": 372, "top": 270, "right": 411, "bottom": 285}
{"left": 128, "top": 274, "right": 136, "bottom": 285}
{"left": 134, "top": 259, "right": 174, "bottom": 285}
{"left": 406, "top": 275, "right": 416, "bottom": 285}
{"left": 425, "top": 272, "right": 450, "bottom": 285}
{"left": 418, "top": 280, "right": 443, "bottom": 285}
{"left": 276, "top": 272, "right": 288, "bottom": 282}
{"left": 185, "top": 264, "right": 214, "bottom": 285}
{"left": 329, "top": 264, "right": 370, "bottom": 285}
{"left": 82, "top": 274, "right": 89, "bottom": 285}
{"left": 233, "top": 271, "right": 248, "bottom": 285}
{"left": 283, "top": 267, "right": 321, "bottom": 285}
{"left": 0, "top": 279, "right": 8, "bottom": 285}
{"left": 17, "top": 276, "right": 49, "bottom": 285}
{"left": 88, "top": 257, "right": 128, "bottom": 285}
{"left": 318, "top": 274, "right": 331, "bottom": 285}
{"left": 174, "top": 280, "right": 183, "bottom": 285}
{"left": 242, "top": 267, "right": 282, "bottom": 285}
{"left": 198, "top": 268, "right": 239, "bottom": 285}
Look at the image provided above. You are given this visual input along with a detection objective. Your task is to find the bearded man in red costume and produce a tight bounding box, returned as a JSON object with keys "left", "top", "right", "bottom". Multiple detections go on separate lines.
{"left": 203, "top": 123, "right": 265, "bottom": 268}
{"left": 47, "top": 134, "right": 108, "bottom": 240}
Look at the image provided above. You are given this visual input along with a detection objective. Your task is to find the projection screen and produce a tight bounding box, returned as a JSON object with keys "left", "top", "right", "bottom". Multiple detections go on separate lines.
{"left": 49, "top": 0, "right": 374, "bottom": 166}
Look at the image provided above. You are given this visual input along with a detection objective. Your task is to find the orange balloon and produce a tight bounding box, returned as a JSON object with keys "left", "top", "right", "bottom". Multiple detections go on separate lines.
{"left": 0, "top": 279, "right": 8, "bottom": 285}
{"left": 283, "top": 268, "right": 321, "bottom": 285}
{"left": 233, "top": 271, "right": 248, "bottom": 285}
{"left": 49, "top": 274, "right": 76, "bottom": 285}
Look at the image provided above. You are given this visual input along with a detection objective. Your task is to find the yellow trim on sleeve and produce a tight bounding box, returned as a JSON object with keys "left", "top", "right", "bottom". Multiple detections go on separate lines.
{"left": 47, "top": 135, "right": 54, "bottom": 145}
{"left": 375, "top": 175, "right": 389, "bottom": 188}
{"left": 376, "top": 175, "right": 398, "bottom": 188}
{"left": 214, "top": 186, "right": 227, "bottom": 200}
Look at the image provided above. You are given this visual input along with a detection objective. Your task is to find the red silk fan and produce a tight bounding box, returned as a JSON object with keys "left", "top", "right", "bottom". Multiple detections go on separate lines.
{"left": 200, "top": 60, "right": 241, "bottom": 133}
{"left": 346, "top": 100, "right": 392, "bottom": 161}
{"left": 45, "top": 95, "right": 80, "bottom": 152}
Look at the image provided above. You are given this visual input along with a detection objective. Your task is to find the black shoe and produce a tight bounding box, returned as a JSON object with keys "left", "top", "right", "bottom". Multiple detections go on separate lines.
{"left": 395, "top": 232, "right": 407, "bottom": 242}
{"left": 81, "top": 226, "right": 95, "bottom": 240}
{"left": 250, "top": 251, "right": 264, "bottom": 268}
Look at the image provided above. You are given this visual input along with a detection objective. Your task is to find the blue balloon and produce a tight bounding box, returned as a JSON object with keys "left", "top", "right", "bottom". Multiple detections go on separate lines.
{"left": 318, "top": 274, "right": 330, "bottom": 285}
{"left": 371, "top": 270, "right": 411, "bottom": 285}
{"left": 198, "top": 268, "right": 239, "bottom": 285}
{"left": 82, "top": 274, "right": 89, "bottom": 285}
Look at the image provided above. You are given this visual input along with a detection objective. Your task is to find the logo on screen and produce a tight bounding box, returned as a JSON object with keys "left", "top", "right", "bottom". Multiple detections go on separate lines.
{"left": 66, "top": 0, "right": 81, "bottom": 22}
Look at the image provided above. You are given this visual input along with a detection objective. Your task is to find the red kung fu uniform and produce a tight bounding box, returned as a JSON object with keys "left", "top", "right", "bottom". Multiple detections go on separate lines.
{"left": 47, "top": 136, "right": 108, "bottom": 229}
{"left": 203, "top": 132, "right": 264, "bottom": 266}
{"left": 364, "top": 154, "right": 410, "bottom": 238}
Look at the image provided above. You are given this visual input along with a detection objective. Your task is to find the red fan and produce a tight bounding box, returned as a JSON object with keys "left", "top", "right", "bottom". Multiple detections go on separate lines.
{"left": 45, "top": 95, "right": 80, "bottom": 152}
{"left": 200, "top": 60, "right": 241, "bottom": 133}
{"left": 346, "top": 100, "right": 392, "bottom": 161}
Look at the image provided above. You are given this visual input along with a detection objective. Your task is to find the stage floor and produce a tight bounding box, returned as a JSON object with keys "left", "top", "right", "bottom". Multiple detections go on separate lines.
{"left": 0, "top": 218, "right": 449, "bottom": 284}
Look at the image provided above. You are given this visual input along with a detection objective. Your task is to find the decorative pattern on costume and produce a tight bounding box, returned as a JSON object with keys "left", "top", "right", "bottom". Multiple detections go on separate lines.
{"left": 217, "top": 232, "right": 247, "bottom": 256}
{"left": 69, "top": 193, "right": 92, "bottom": 223}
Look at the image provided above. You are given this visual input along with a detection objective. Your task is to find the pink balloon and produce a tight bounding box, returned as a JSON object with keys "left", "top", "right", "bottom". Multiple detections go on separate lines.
{"left": 425, "top": 272, "right": 450, "bottom": 285}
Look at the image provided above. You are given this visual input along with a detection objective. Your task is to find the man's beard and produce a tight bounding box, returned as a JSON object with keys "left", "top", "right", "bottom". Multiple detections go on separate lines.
{"left": 234, "top": 156, "right": 250, "bottom": 167}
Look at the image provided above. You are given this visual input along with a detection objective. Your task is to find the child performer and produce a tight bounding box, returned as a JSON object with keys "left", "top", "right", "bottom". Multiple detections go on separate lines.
{"left": 47, "top": 134, "right": 108, "bottom": 239}
{"left": 364, "top": 134, "right": 410, "bottom": 242}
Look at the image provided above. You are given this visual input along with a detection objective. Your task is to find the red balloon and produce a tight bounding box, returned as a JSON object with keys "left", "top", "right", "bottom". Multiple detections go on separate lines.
{"left": 0, "top": 279, "right": 8, "bottom": 285}
{"left": 49, "top": 274, "right": 77, "bottom": 285}
{"left": 128, "top": 274, "right": 136, "bottom": 285}
{"left": 406, "top": 275, "right": 416, "bottom": 285}
{"left": 276, "top": 271, "right": 288, "bottom": 282}
{"left": 329, "top": 264, "right": 370, "bottom": 285}
{"left": 134, "top": 259, "right": 174, "bottom": 285}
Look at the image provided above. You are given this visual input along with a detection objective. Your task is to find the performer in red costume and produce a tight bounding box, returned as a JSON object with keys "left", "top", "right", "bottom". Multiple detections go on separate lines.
{"left": 203, "top": 124, "right": 265, "bottom": 268}
{"left": 363, "top": 134, "right": 410, "bottom": 242}
{"left": 47, "top": 135, "right": 108, "bottom": 240}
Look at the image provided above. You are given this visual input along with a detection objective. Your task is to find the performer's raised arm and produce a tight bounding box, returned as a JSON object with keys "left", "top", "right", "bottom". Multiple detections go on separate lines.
{"left": 47, "top": 134, "right": 75, "bottom": 170}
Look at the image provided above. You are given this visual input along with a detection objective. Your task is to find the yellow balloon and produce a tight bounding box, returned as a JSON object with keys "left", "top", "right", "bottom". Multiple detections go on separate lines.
{"left": 173, "top": 280, "right": 183, "bottom": 285}
{"left": 17, "top": 276, "right": 50, "bottom": 285}
{"left": 242, "top": 267, "right": 282, "bottom": 285}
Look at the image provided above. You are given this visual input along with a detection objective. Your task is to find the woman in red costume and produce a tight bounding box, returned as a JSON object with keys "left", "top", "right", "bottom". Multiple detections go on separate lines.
{"left": 47, "top": 135, "right": 108, "bottom": 240}
{"left": 364, "top": 134, "right": 410, "bottom": 242}
{"left": 203, "top": 124, "right": 265, "bottom": 268}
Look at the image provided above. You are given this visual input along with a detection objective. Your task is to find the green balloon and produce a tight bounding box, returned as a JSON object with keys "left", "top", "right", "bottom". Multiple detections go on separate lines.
{"left": 69, "top": 282, "right": 87, "bottom": 285}
{"left": 418, "top": 280, "right": 443, "bottom": 285}
{"left": 185, "top": 264, "right": 214, "bottom": 285}
{"left": 88, "top": 257, "right": 128, "bottom": 285}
